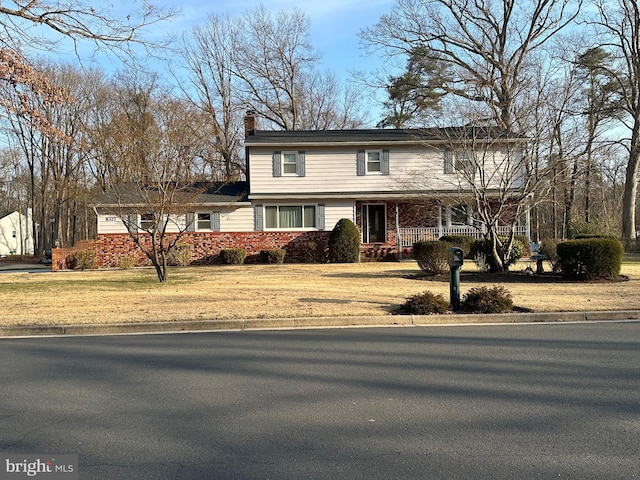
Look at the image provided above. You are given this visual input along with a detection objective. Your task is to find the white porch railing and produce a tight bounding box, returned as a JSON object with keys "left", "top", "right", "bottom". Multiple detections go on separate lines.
{"left": 398, "top": 226, "right": 528, "bottom": 248}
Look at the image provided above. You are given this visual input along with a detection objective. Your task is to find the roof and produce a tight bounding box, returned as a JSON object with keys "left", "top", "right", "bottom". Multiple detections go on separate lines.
{"left": 244, "top": 127, "right": 528, "bottom": 147}
{"left": 93, "top": 181, "right": 249, "bottom": 208}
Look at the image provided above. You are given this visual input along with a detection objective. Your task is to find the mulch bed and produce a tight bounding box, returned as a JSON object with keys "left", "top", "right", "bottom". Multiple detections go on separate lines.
{"left": 404, "top": 270, "right": 629, "bottom": 284}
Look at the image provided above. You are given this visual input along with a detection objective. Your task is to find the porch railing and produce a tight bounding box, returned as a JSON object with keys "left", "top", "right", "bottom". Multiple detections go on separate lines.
{"left": 398, "top": 226, "right": 528, "bottom": 248}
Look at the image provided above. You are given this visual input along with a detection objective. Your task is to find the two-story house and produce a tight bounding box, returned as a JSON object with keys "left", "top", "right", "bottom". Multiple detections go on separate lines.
{"left": 84, "top": 119, "right": 529, "bottom": 269}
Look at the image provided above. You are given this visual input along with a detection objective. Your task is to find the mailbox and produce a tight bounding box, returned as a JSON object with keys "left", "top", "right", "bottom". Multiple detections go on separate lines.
{"left": 447, "top": 246, "right": 464, "bottom": 267}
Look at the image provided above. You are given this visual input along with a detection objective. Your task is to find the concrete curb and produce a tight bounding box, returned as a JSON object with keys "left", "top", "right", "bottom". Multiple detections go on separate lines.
{"left": 1, "top": 310, "right": 640, "bottom": 338}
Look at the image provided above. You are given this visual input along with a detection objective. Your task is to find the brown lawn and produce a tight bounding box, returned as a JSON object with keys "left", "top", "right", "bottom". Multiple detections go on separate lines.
{"left": 1, "top": 260, "right": 639, "bottom": 327}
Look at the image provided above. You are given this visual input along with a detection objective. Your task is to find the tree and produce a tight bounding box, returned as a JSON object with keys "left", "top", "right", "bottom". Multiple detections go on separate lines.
{"left": 592, "top": 0, "right": 640, "bottom": 248}
{"left": 361, "top": 0, "right": 583, "bottom": 131}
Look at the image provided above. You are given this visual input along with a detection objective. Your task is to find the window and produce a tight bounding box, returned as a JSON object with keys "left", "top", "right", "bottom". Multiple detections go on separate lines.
{"left": 445, "top": 149, "right": 476, "bottom": 174}
{"left": 450, "top": 205, "right": 468, "bottom": 225}
{"left": 265, "top": 205, "right": 316, "bottom": 229}
{"left": 273, "top": 151, "right": 305, "bottom": 176}
{"left": 366, "top": 150, "right": 382, "bottom": 173}
{"left": 196, "top": 212, "right": 211, "bottom": 230}
{"left": 140, "top": 213, "right": 155, "bottom": 231}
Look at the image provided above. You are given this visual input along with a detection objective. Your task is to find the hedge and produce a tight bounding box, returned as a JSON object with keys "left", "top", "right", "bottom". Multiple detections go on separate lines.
{"left": 556, "top": 238, "right": 623, "bottom": 280}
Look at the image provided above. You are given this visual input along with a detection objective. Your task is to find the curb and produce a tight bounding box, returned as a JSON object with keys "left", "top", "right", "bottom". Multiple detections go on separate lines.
{"left": 1, "top": 310, "right": 640, "bottom": 338}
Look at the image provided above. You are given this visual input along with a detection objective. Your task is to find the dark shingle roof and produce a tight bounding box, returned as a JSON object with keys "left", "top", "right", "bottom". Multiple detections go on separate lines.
{"left": 244, "top": 127, "right": 527, "bottom": 147}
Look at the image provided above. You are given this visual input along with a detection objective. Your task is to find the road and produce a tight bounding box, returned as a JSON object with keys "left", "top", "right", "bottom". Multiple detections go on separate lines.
{"left": 1, "top": 322, "right": 639, "bottom": 479}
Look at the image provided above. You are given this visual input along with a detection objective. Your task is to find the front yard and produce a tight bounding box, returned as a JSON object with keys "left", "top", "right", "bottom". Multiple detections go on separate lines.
{"left": 1, "top": 260, "right": 640, "bottom": 327}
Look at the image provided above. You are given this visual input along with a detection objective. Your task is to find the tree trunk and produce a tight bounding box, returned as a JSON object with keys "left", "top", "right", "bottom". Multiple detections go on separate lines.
{"left": 621, "top": 126, "right": 640, "bottom": 249}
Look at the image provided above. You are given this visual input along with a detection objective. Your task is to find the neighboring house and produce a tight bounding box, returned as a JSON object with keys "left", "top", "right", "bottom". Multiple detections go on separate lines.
{"left": 0, "top": 209, "right": 34, "bottom": 256}
{"left": 85, "top": 120, "right": 530, "bottom": 269}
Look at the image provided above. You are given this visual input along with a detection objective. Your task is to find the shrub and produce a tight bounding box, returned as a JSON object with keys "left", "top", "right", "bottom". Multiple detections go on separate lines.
{"left": 557, "top": 238, "right": 624, "bottom": 280}
{"left": 394, "top": 291, "right": 449, "bottom": 315}
{"left": 460, "top": 286, "right": 513, "bottom": 313}
{"left": 66, "top": 249, "right": 96, "bottom": 270}
{"left": 118, "top": 253, "right": 138, "bottom": 269}
{"left": 439, "top": 235, "right": 474, "bottom": 258}
{"left": 298, "top": 241, "right": 326, "bottom": 263}
{"left": 259, "top": 249, "right": 286, "bottom": 264}
{"left": 328, "top": 218, "right": 360, "bottom": 263}
{"left": 469, "top": 237, "right": 524, "bottom": 272}
{"left": 413, "top": 240, "right": 451, "bottom": 275}
{"left": 170, "top": 243, "right": 192, "bottom": 266}
{"left": 220, "top": 248, "right": 247, "bottom": 265}
{"left": 538, "top": 238, "right": 561, "bottom": 272}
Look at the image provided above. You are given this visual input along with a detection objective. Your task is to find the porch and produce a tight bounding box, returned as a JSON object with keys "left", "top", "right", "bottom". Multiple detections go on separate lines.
{"left": 397, "top": 225, "right": 529, "bottom": 248}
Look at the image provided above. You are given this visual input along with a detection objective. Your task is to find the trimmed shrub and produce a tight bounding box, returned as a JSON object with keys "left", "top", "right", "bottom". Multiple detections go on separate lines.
{"left": 557, "top": 238, "right": 624, "bottom": 280}
{"left": 439, "top": 235, "right": 474, "bottom": 258}
{"left": 328, "top": 218, "right": 360, "bottom": 263}
{"left": 460, "top": 286, "right": 513, "bottom": 313}
{"left": 259, "top": 249, "right": 286, "bottom": 264}
{"left": 220, "top": 248, "right": 247, "bottom": 265}
{"left": 413, "top": 240, "right": 451, "bottom": 275}
{"left": 298, "top": 241, "right": 326, "bottom": 263}
{"left": 538, "top": 238, "right": 561, "bottom": 272}
{"left": 395, "top": 291, "right": 449, "bottom": 315}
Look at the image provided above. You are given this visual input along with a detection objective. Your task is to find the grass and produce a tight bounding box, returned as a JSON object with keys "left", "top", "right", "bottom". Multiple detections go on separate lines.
{"left": 1, "top": 260, "right": 640, "bottom": 327}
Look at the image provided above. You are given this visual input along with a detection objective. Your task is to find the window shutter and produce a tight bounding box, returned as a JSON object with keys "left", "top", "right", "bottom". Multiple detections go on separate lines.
{"left": 185, "top": 212, "right": 195, "bottom": 232}
{"left": 297, "top": 151, "right": 306, "bottom": 176}
{"left": 254, "top": 204, "right": 264, "bottom": 231}
{"left": 212, "top": 211, "right": 221, "bottom": 232}
{"left": 444, "top": 149, "right": 454, "bottom": 174}
{"left": 381, "top": 149, "right": 390, "bottom": 175}
{"left": 357, "top": 150, "right": 365, "bottom": 176}
{"left": 317, "top": 204, "right": 325, "bottom": 230}
{"left": 272, "top": 151, "right": 282, "bottom": 177}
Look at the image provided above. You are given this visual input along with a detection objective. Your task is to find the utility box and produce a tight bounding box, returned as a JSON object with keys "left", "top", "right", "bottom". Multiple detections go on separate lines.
{"left": 447, "top": 246, "right": 464, "bottom": 268}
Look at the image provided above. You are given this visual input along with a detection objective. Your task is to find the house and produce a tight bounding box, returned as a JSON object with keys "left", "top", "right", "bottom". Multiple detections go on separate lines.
{"left": 81, "top": 120, "right": 530, "bottom": 269}
{"left": 0, "top": 209, "right": 34, "bottom": 256}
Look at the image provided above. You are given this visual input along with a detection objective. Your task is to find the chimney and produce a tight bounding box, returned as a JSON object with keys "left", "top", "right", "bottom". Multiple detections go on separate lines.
{"left": 244, "top": 110, "right": 257, "bottom": 137}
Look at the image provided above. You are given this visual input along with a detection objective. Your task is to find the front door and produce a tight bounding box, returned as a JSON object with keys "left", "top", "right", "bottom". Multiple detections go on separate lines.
{"left": 362, "top": 204, "right": 386, "bottom": 243}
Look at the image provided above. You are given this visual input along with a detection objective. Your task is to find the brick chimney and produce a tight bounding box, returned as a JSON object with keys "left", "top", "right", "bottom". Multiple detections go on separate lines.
{"left": 244, "top": 110, "right": 257, "bottom": 137}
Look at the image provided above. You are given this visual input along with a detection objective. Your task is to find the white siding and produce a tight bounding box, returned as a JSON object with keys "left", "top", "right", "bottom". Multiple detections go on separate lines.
{"left": 323, "top": 200, "right": 355, "bottom": 230}
{"left": 249, "top": 146, "right": 523, "bottom": 195}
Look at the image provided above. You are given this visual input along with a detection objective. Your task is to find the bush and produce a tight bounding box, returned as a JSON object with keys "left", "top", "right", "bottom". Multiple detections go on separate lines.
{"left": 538, "top": 238, "right": 561, "bottom": 272}
{"left": 259, "top": 249, "right": 286, "bottom": 264}
{"left": 557, "top": 238, "right": 624, "bottom": 280}
{"left": 298, "top": 241, "right": 326, "bottom": 263}
{"left": 460, "top": 286, "right": 513, "bottom": 313}
{"left": 469, "top": 237, "right": 525, "bottom": 272}
{"left": 66, "top": 249, "right": 96, "bottom": 270}
{"left": 220, "top": 248, "right": 247, "bottom": 265}
{"left": 439, "top": 235, "right": 474, "bottom": 258}
{"left": 394, "top": 291, "right": 449, "bottom": 315}
{"left": 328, "top": 218, "right": 360, "bottom": 263}
{"left": 118, "top": 253, "right": 138, "bottom": 269}
{"left": 170, "top": 243, "right": 192, "bottom": 266}
{"left": 413, "top": 240, "right": 451, "bottom": 275}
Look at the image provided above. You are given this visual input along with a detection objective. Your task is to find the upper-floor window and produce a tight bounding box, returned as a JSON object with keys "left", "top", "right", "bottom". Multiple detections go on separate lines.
{"left": 444, "top": 149, "right": 476, "bottom": 175}
{"left": 273, "top": 151, "right": 306, "bottom": 177}
{"left": 357, "top": 149, "right": 389, "bottom": 175}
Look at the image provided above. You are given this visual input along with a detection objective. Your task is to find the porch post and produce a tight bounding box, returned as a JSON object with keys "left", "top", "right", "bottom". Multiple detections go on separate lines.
{"left": 525, "top": 207, "right": 531, "bottom": 244}
{"left": 438, "top": 205, "right": 444, "bottom": 238}
{"left": 396, "top": 202, "right": 402, "bottom": 260}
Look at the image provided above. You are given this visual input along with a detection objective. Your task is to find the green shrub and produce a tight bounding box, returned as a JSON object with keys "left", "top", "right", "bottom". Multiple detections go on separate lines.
{"left": 66, "top": 249, "right": 96, "bottom": 270}
{"left": 220, "top": 248, "right": 247, "bottom": 265}
{"left": 439, "top": 235, "right": 474, "bottom": 258}
{"left": 413, "top": 240, "right": 451, "bottom": 275}
{"left": 460, "top": 286, "right": 513, "bottom": 313}
{"left": 469, "top": 237, "right": 524, "bottom": 272}
{"left": 298, "top": 241, "right": 326, "bottom": 263}
{"left": 328, "top": 218, "right": 360, "bottom": 263}
{"left": 538, "top": 238, "right": 561, "bottom": 272}
{"left": 259, "top": 249, "right": 286, "bottom": 264}
{"left": 394, "top": 291, "right": 449, "bottom": 315}
{"left": 557, "top": 238, "right": 624, "bottom": 280}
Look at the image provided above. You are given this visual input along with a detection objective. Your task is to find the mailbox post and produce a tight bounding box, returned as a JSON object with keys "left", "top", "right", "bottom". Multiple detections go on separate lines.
{"left": 447, "top": 246, "right": 464, "bottom": 311}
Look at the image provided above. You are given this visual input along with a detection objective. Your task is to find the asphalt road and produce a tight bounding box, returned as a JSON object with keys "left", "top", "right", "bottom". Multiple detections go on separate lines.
{"left": 1, "top": 322, "right": 639, "bottom": 479}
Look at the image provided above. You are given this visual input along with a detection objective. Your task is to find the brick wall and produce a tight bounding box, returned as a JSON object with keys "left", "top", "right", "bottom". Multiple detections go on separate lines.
{"left": 53, "top": 231, "right": 331, "bottom": 270}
